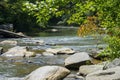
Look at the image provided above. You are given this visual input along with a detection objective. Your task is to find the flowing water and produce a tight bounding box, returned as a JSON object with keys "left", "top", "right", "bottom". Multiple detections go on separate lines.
{"left": 0, "top": 26, "right": 106, "bottom": 79}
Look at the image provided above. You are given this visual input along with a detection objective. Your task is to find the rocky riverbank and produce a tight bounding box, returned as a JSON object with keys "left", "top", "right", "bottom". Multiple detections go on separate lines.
{"left": 0, "top": 39, "right": 118, "bottom": 80}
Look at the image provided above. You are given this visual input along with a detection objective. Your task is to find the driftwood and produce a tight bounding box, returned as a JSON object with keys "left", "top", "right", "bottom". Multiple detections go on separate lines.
{"left": 0, "top": 29, "right": 27, "bottom": 38}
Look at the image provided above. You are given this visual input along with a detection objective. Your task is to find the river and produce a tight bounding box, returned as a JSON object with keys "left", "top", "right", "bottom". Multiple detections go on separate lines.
{"left": 0, "top": 26, "right": 106, "bottom": 79}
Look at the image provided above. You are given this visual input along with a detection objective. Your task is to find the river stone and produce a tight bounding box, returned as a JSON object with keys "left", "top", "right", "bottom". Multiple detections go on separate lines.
{"left": 42, "top": 52, "right": 54, "bottom": 56}
{"left": 24, "top": 66, "right": 70, "bottom": 80}
{"left": 103, "top": 58, "right": 120, "bottom": 70}
{"left": 0, "top": 40, "right": 17, "bottom": 45}
{"left": 79, "top": 65, "right": 103, "bottom": 76}
{"left": 86, "top": 66, "right": 120, "bottom": 80}
{"left": 88, "top": 49, "right": 104, "bottom": 59}
{"left": 46, "top": 47, "right": 75, "bottom": 54}
{"left": 65, "top": 52, "right": 91, "bottom": 69}
{"left": 2, "top": 46, "right": 34, "bottom": 57}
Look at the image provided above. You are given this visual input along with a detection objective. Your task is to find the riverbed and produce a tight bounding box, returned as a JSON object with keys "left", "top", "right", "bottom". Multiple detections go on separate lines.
{"left": 0, "top": 26, "right": 106, "bottom": 79}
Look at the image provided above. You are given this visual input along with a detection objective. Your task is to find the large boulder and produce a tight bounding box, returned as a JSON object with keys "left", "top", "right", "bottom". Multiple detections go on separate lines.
{"left": 79, "top": 65, "right": 103, "bottom": 76}
{"left": 24, "top": 66, "right": 70, "bottom": 80}
{"left": 0, "top": 40, "right": 17, "bottom": 46}
{"left": 65, "top": 52, "right": 91, "bottom": 69}
{"left": 46, "top": 47, "right": 75, "bottom": 55}
{"left": 2, "top": 46, "right": 34, "bottom": 57}
{"left": 86, "top": 66, "right": 120, "bottom": 80}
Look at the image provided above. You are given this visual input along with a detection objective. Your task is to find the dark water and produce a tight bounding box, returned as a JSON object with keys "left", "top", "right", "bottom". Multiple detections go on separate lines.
{"left": 0, "top": 26, "right": 106, "bottom": 79}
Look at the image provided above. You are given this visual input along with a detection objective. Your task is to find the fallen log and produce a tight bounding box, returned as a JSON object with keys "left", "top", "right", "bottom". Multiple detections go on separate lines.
{"left": 0, "top": 29, "right": 28, "bottom": 38}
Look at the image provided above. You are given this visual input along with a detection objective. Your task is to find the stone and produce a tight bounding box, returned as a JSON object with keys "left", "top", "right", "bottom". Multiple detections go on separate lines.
{"left": 88, "top": 49, "right": 104, "bottom": 59}
{"left": 2, "top": 46, "right": 34, "bottom": 57}
{"left": 42, "top": 52, "right": 54, "bottom": 56}
{"left": 24, "top": 66, "right": 70, "bottom": 80}
{"left": 0, "top": 40, "right": 17, "bottom": 45}
{"left": 46, "top": 47, "right": 75, "bottom": 55}
{"left": 103, "top": 58, "right": 120, "bottom": 70}
{"left": 65, "top": 52, "right": 91, "bottom": 69}
{"left": 86, "top": 66, "right": 120, "bottom": 80}
{"left": 79, "top": 65, "right": 103, "bottom": 76}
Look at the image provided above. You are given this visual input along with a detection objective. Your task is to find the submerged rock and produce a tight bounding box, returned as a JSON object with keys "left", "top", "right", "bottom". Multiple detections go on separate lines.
{"left": 86, "top": 66, "right": 120, "bottom": 80}
{"left": 21, "top": 39, "right": 44, "bottom": 46}
{"left": 24, "top": 66, "right": 70, "bottom": 80}
{"left": 2, "top": 46, "right": 35, "bottom": 57}
{"left": 46, "top": 47, "right": 75, "bottom": 55}
{"left": 0, "top": 40, "right": 17, "bottom": 46}
{"left": 63, "top": 74, "right": 85, "bottom": 80}
{"left": 79, "top": 65, "right": 103, "bottom": 76}
{"left": 65, "top": 52, "right": 91, "bottom": 69}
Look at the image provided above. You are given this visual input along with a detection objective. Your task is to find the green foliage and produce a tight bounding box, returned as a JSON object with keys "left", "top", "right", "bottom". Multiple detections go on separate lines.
{"left": 66, "top": 0, "right": 120, "bottom": 60}
{"left": 99, "top": 36, "right": 120, "bottom": 60}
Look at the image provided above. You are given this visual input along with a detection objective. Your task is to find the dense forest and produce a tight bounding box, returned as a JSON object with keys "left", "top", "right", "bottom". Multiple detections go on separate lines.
{"left": 0, "top": 0, "right": 120, "bottom": 60}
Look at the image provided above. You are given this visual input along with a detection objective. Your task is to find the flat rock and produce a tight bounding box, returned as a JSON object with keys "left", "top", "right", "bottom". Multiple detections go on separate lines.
{"left": 2, "top": 46, "right": 34, "bottom": 57}
{"left": 24, "top": 66, "right": 70, "bottom": 80}
{"left": 65, "top": 52, "right": 91, "bottom": 69}
{"left": 46, "top": 47, "right": 75, "bottom": 54}
{"left": 86, "top": 66, "right": 120, "bottom": 80}
{"left": 0, "top": 40, "right": 17, "bottom": 45}
{"left": 79, "top": 65, "right": 103, "bottom": 76}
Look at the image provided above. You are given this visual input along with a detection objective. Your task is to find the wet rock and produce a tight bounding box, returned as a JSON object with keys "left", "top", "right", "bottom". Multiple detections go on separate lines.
{"left": 0, "top": 40, "right": 17, "bottom": 45}
{"left": 79, "top": 65, "right": 103, "bottom": 76}
{"left": 103, "top": 58, "right": 120, "bottom": 70}
{"left": 20, "top": 39, "right": 45, "bottom": 46}
{"left": 51, "top": 29, "right": 58, "bottom": 32}
{"left": 65, "top": 52, "right": 91, "bottom": 69}
{"left": 2, "top": 46, "right": 35, "bottom": 57}
{"left": 86, "top": 66, "right": 120, "bottom": 80}
{"left": 46, "top": 47, "right": 75, "bottom": 55}
{"left": 24, "top": 66, "right": 70, "bottom": 80}
{"left": 88, "top": 49, "right": 104, "bottom": 59}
